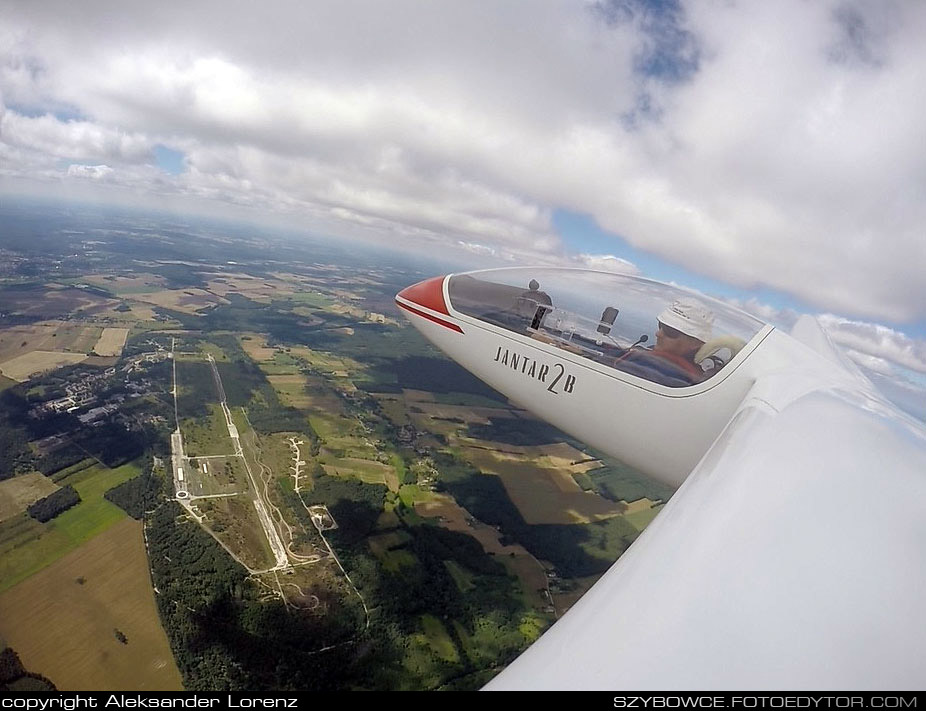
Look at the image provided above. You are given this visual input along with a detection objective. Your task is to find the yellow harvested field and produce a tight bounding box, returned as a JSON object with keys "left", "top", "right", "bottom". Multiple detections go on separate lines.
{"left": 0, "top": 323, "right": 58, "bottom": 360}
{"left": 532, "top": 443, "right": 603, "bottom": 472}
{"left": 622, "top": 497, "right": 657, "bottom": 514}
{"left": 84, "top": 274, "right": 166, "bottom": 293}
{"left": 93, "top": 327, "right": 129, "bottom": 356}
{"left": 239, "top": 334, "right": 276, "bottom": 362}
{"left": 0, "top": 518, "right": 183, "bottom": 691}
{"left": 134, "top": 288, "right": 228, "bottom": 314}
{"left": 126, "top": 302, "right": 158, "bottom": 320}
{"left": 0, "top": 473, "right": 60, "bottom": 523}
{"left": 0, "top": 321, "right": 102, "bottom": 361}
{"left": 463, "top": 447, "right": 622, "bottom": 525}
{"left": 0, "top": 350, "right": 88, "bottom": 381}
{"left": 204, "top": 273, "right": 293, "bottom": 303}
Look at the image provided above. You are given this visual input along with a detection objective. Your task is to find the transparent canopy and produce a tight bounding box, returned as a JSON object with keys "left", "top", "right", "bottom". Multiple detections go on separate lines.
{"left": 447, "top": 268, "right": 766, "bottom": 388}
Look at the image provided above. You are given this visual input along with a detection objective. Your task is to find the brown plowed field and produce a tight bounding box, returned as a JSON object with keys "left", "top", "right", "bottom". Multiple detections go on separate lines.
{"left": 0, "top": 518, "right": 183, "bottom": 690}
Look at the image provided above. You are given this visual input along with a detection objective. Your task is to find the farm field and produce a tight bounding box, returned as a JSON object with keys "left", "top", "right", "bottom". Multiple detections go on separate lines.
{"left": 204, "top": 273, "right": 295, "bottom": 303}
{"left": 83, "top": 273, "right": 167, "bottom": 295}
{"left": 462, "top": 446, "right": 622, "bottom": 525}
{"left": 133, "top": 288, "right": 227, "bottom": 314}
{"left": 625, "top": 502, "right": 663, "bottom": 531}
{"left": 0, "top": 284, "right": 112, "bottom": 321}
{"left": 0, "top": 461, "right": 141, "bottom": 592}
{"left": 414, "top": 494, "right": 550, "bottom": 611}
{"left": 0, "top": 518, "right": 183, "bottom": 691}
{"left": 0, "top": 350, "right": 89, "bottom": 381}
{"left": 92, "top": 327, "right": 130, "bottom": 356}
{"left": 268, "top": 374, "right": 313, "bottom": 409}
{"left": 0, "top": 473, "right": 60, "bottom": 523}
{"left": 0, "top": 321, "right": 104, "bottom": 360}
{"left": 238, "top": 333, "right": 277, "bottom": 362}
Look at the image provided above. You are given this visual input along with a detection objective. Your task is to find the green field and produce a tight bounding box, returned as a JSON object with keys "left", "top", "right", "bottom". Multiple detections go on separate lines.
{"left": 444, "top": 559, "right": 475, "bottom": 593}
{"left": 419, "top": 614, "right": 459, "bottom": 663}
{"left": 180, "top": 405, "right": 235, "bottom": 457}
{"left": 287, "top": 291, "right": 332, "bottom": 308}
{"left": 625, "top": 503, "right": 664, "bottom": 531}
{"left": 0, "top": 461, "right": 141, "bottom": 592}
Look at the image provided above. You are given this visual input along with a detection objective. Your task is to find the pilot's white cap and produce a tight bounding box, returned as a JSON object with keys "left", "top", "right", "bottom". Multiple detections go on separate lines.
{"left": 658, "top": 298, "right": 714, "bottom": 342}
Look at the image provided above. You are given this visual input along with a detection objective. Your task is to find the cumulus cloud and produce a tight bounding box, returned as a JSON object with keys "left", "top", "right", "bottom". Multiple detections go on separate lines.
{"left": 818, "top": 313, "right": 926, "bottom": 374}
{"left": 0, "top": 0, "right": 925, "bottom": 325}
{"left": 66, "top": 163, "right": 113, "bottom": 179}
{"left": 572, "top": 253, "right": 640, "bottom": 275}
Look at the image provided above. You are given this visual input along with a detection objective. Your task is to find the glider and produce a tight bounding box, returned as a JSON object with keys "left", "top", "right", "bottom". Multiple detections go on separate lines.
{"left": 395, "top": 267, "right": 926, "bottom": 690}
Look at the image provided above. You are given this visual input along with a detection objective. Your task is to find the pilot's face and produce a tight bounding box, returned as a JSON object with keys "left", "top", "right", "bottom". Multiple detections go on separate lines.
{"left": 656, "top": 322, "right": 702, "bottom": 357}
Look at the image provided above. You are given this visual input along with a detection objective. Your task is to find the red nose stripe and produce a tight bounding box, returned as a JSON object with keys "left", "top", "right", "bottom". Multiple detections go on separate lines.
{"left": 395, "top": 300, "right": 464, "bottom": 334}
{"left": 396, "top": 275, "right": 450, "bottom": 315}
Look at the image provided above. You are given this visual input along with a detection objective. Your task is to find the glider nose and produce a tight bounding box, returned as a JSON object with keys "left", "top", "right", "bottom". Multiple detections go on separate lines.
{"left": 395, "top": 275, "right": 463, "bottom": 334}
{"left": 395, "top": 275, "right": 450, "bottom": 315}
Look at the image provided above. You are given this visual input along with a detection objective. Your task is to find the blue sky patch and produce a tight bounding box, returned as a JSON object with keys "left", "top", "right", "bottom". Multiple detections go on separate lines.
{"left": 553, "top": 207, "right": 816, "bottom": 325}
{"left": 154, "top": 145, "right": 185, "bottom": 175}
{"left": 594, "top": 0, "right": 700, "bottom": 84}
{"left": 9, "top": 102, "right": 86, "bottom": 122}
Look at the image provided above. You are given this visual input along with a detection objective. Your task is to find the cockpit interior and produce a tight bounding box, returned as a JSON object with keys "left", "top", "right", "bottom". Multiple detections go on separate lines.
{"left": 447, "top": 268, "right": 766, "bottom": 388}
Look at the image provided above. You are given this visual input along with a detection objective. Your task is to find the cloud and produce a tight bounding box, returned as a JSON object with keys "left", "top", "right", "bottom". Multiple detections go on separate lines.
{"left": 0, "top": 0, "right": 925, "bottom": 326}
{"left": 572, "top": 253, "right": 641, "bottom": 275}
{"left": 818, "top": 313, "right": 926, "bottom": 374}
{"left": 66, "top": 163, "right": 113, "bottom": 180}
{"left": 1, "top": 110, "right": 149, "bottom": 163}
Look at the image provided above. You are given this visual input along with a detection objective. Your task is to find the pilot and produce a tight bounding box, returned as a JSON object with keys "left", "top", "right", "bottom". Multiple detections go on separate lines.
{"left": 616, "top": 298, "right": 713, "bottom": 385}
{"left": 516, "top": 279, "right": 553, "bottom": 326}
{"left": 519, "top": 279, "right": 551, "bottom": 307}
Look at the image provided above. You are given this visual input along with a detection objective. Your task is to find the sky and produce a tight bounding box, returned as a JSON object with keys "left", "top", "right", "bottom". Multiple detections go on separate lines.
{"left": 1, "top": 0, "right": 925, "bottom": 416}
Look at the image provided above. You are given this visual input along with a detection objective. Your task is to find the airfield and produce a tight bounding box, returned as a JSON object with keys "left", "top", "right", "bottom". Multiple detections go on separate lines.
{"left": 0, "top": 211, "right": 672, "bottom": 690}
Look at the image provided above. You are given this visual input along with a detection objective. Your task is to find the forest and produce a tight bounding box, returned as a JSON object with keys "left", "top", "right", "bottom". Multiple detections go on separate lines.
{"left": 27, "top": 485, "right": 80, "bottom": 522}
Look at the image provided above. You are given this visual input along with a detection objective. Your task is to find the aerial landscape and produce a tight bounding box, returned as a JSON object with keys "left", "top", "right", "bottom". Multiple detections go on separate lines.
{"left": 0, "top": 200, "right": 671, "bottom": 690}
{"left": 2, "top": 0, "right": 925, "bottom": 693}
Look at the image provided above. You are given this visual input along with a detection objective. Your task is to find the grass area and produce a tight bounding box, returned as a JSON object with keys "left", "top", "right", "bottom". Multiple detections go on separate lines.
{"left": 398, "top": 484, "right": 435, "bottom": 508}
{"left": 50, "top": 458, "right": 95, "bottom": 483}
{"left": 381, "top": 548, "right": 417, "bottom": 572}
{"left": 197, "top": 495, "right": 276, "bottom": 571}
{"left": 0, "top": 473, "right": 60, "bottom": 523}
{"left": 288, "top": 291, "right": 332, "bottom": 308}
{"left": 180, "top": 405, "right": 235, "bottom": 458}
{"left": 589, "top": 460, "right": 675, "bottom": 504}
{"left": 197, "top": 341, "right": 229, "bottom": 361}
{"left": 184, "top": 456, "right": 244, "bottom": 497}
{"left": 0, "top": 460, "right": 141, "bottom": 592}
{"left": 444, "top": 559, "right": 475, "bottom": 593}
{"left": 419, "top": 614, "right": 459, "bottom": 663}
{"left": 625, "top": 503, "right": 663, "bottom": 531}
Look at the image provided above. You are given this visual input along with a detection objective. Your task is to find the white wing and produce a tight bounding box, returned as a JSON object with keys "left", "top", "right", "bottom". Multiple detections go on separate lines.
{"left": 486, "top": 383, "right": 926, "bottom": 689}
